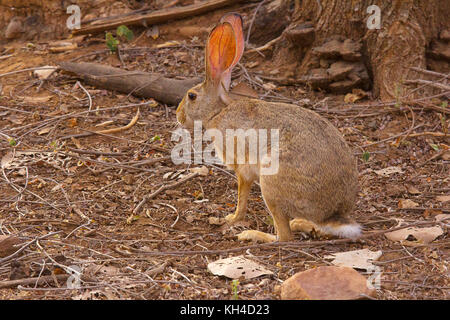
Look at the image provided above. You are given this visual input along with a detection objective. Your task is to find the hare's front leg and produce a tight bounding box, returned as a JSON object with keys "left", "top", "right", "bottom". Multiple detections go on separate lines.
{"left": 225, "top": 173, "right": 253, "bottom": 224}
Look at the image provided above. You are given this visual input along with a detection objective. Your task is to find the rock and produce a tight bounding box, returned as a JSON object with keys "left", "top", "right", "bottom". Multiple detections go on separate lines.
{"left": 313, "top": 38, "right": 362, "bottom": 61}
{"left": 5, "top": 17, "right": 24, "bottom": 40}
{"left": 440, "top": 29, "right": 450, "bottom": 41}
{"left": 327, "top": 61, "right": 354, "bottom": 81}
{"left": 313, "top": 39, "right": 342, "bottom": 59}
{"left": 329, "top": 79, "right": 361, "bottom": 93}
{"left": 340, "top": 39, "right": 362, "bottom": 61}
{"left": 284, "top": 23, "right": 315, "bottom": 47}
{"left": 280, "top": 266, "right": 375, "bottom": 300}
{"left": 427, "top": 40, "right": 450, "bottom": 61}
{"left": 300, "top": 68, "right": 329, "bottom": 87}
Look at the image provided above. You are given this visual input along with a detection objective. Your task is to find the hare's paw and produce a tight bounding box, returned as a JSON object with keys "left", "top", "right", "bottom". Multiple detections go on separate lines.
{"left": 225, "top": 213, "right": 243, "bottom": 224}
{"left": 290, "top": 218, "right": 320, "bottom": 234}
{"left": 237, "top": 230, "right": 276, "bottom": 243}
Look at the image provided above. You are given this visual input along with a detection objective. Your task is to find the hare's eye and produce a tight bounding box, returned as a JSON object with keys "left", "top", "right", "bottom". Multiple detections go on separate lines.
{"left": 188, "top": 92, "right": 197, "bottom": 101}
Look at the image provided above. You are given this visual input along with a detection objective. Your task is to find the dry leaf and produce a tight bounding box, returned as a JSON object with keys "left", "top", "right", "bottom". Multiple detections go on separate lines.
{"left": 33, "top": 66, "right": 57, "bottom": 80}
{"left": 207, "top": 255, "right": 273, "bottom": 280}
{"left": 385, "top": 226, "right": 443, "bottom": 243}
{"left": 423, "top": 209, "right": 443, "bottom": 218}
{"left": 23, "top": 95, "right": 52, "bottom": 104}
{"left": 37, "top": 127, "right": 51, "bottom": 135}
{"left": 374, "top": 166, "right": 403, "bottom": 177}
{"left": 398, "top": 199, "right": 419, "bottom": 209}
{"left": 189, "top": 166, "right": 209, "bottom": 176}
{"left": 436, "top": 195, "right": 450, "bottom": 203}
{"left": 67, "top": 118, "right": 78, "bottom": 128}
{"left": 406, "top": 185, "right": 421, "bottom": 195}
{"left": 208, "top": 217, "right": 225, "bottom": 225}
{"left": 344, "top": 93, "right": 360, "bottom": 103}
{"left": 325, "top": 249, "right": 382, "bottom": 270}
{"left": 146, "top": 25, "right": 159, "bottom": 40}
{"left": 435, "top": 214, "right": 449, "bottom": 222}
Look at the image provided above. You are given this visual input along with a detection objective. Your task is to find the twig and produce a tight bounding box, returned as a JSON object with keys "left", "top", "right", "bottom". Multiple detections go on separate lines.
{"left": 75, "top": 81, "right": 93, "bottom": 115}
{"left": 0, "top": 231, "right": 62, "bottom": 265}
{"left": 0, "top": 274, "right": 69, "bottom": 289}
{"left": 58, "top": 108, "right": 140, "bottom": 140}
{"left": 404, "top": 79, "right": 450, "bottom": 92}
{"left": 246, "top": 0, "right": 267, "bottom": 45}
{"left": 410, "top": 67, "right": 449, "bottom": 79}
{"left": 133, "top": 172, "right": 199, "bottom": 214}
{"left": 0, "top": 66, "right": 59, "bottom": 78}
{"left": 245, "top": 34, "right": 283, "bottom": 54}
{"left": 133, "top": 218, "right": 449, "bottom": 257}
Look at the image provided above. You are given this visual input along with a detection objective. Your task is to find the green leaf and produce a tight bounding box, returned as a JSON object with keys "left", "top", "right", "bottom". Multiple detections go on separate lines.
{"left": 362, "top": 151, "right": 370, "bottom": 162}
{"left": 151, "top": 135, "right": 161, "bottom": 142}
{"left": 105, "top": 32, "right": 119, "bottom": 52}
{"left": 116, "top": 25, "right": 134, "bottom": 41}
{"left": 8, "top": 138, "right": 17, "bottom": 147}
{"left": 430, "top": 144, "right": 439, "bottom": 151}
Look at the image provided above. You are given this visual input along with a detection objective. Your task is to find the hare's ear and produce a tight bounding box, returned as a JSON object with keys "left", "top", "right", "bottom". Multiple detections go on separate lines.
{"left": 205, "top": 22, "right": 236, "bottom": 89}
{"left": 219, "top": 13, "right": 244, "bottom": 91}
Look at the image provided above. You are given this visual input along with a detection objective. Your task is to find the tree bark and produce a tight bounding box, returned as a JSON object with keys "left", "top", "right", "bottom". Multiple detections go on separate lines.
{"left": 271, "top": 0, "right": 450, "bottom": 100}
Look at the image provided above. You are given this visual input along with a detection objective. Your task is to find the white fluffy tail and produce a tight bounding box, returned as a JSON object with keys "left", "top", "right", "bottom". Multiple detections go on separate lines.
{"left": 318, "top": 223, "right": 362, "bottom": 239}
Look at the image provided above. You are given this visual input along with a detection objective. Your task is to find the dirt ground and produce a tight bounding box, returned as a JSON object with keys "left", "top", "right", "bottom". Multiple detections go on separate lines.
{"left": 0, "top": 4, "right": 449, "bottom": 300}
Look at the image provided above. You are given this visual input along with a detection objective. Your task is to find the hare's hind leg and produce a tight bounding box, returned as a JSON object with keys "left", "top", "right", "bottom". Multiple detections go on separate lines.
{"left": 236, "top": 194, "right": 293, "bottom": 243}
{"left": 225, "top": 172, "right": 253, "bottom": 224}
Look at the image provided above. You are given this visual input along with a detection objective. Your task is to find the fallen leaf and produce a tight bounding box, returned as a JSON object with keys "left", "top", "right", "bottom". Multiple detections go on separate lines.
{"left": 406, "top": 185, "right": 421, "bottom": 195}
{"left": 436, "top": 195, "right": 450, "bottom": 203}
{"left": 385, "top": 226, "right": 443, "bottom": 243}
{"left": 374, "top": 166, "right": 403, "bottom": 177}
{"left": 344, "top": 93, "right": 360, "bottom": 103}
{"left": 207, "top": 255, "right": 273, "bottom": 280}
{"left": 33, "top": 65, "right": 57, "bottom": 80}
{"left": 208, "top": 217, "right": 225, "bottom": 225}
{"left": 37, "top": 127, "right": 51, "bottom": 135}
{"left": 435, "top": 214, "right": 449, "bottom": 222}
{"left": 398, "top": 199, "right": 419, "bottom": 209}
{"left": 23, "top": 95, "right": 52, "bottom": 104}
{"left": 146, "top": 25, "right": 159, "bottom": 40}
{"left": 325, "top": 249, "right": 382, "bottom": 270}
{"left": 189, "top": 166, "right": 209, "bottom": 176}
{"left": 0, "top": 235, "right": 22, "bottom": 258}
{"left": 67, "top": 118, "right": 78, "bottom": 128}
{"left": 423, "top": 209, "right": 443, "bottom": 218}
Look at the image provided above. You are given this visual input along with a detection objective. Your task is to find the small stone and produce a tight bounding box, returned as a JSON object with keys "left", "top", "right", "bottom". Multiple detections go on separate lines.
{"left": 280, "top": 266, "right": 375, "bottom": 300}
{"left": 5, "top": 17, "right": 24, "bottom": 40}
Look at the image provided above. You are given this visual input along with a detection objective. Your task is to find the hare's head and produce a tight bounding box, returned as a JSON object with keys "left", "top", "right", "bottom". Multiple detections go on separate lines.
{"left": 176, "top": 13, "right": 244, "bottom": 128}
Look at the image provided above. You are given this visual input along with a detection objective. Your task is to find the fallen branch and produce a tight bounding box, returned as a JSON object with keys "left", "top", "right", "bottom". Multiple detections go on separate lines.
{"left": 404, "top": 79, "right": 450, "bottom": 92}
{"left": 0, "top": 274, "right": 69, "bottom": 289}
{"left": 59, "top": 62, "right": 200, "bottom": 105}
{"left": 73, "top": 0, "right": 247, "bottom": 36}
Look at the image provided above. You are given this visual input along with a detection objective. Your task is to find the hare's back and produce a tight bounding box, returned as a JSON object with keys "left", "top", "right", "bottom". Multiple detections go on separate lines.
{"left": 213, "top": 99, "right": 352, "bottom": 159}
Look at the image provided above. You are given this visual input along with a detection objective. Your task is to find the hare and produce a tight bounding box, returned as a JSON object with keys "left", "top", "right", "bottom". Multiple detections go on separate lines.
{"left": 176, "top": 13, "right": 360, "bottom": 242}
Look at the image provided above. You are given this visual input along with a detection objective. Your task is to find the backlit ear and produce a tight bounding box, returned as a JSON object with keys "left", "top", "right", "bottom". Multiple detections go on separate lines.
{"left": 219, "top": 13, "right": 244, "bottom": 91}
{"left": 205, "top": 22, "right": 236, "bottom": 88}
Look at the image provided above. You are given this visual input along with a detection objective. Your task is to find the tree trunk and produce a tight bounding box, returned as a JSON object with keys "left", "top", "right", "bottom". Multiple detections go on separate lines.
{"left": 266, "top": 0, "right": 449, "bottom": 100}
